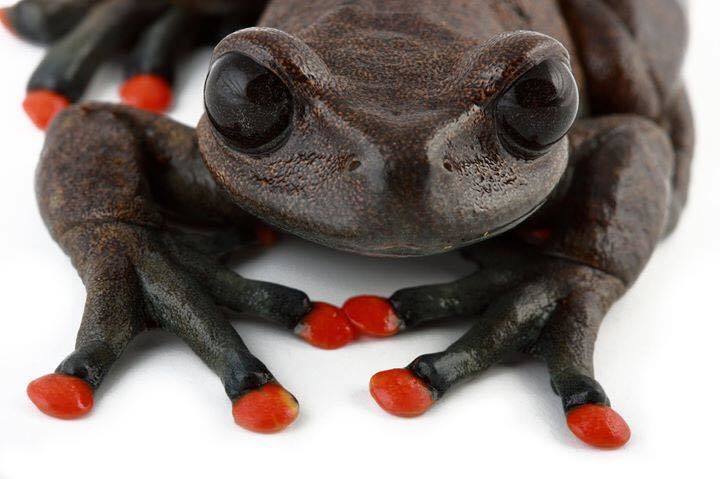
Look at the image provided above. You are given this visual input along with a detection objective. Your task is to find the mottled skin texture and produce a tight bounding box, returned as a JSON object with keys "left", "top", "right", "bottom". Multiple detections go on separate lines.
{"left": 8, "top": 0, "right": 693, "bottom": 440}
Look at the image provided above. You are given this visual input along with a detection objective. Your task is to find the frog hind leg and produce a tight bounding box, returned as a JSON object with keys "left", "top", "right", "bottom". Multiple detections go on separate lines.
{"left": 560, "top": 0, "right": 688, "bottom": 118}
{"left": 22, "top": 1, "right": 168, "bottom": 130}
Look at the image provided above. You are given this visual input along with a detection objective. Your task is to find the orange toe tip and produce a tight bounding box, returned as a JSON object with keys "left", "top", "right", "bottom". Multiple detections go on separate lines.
{"left": 23, "top": 90, "right": 70, "bottom": 130}
{"left": 232, "top": 383, "right": 299, "bottom": 433}
{"left": 296, "top": 302, "right": 355, "bottom": 350}
{"left": 370, "top": 368, "right": 434, "bottom": 418}
{"left": 0, "top": 8, "right": 15, "bottom": 35}
{"left": 566, "top": 404, "right": 631, "bottom": 449}
{"left": 342, "top": 295, "right": 402, "bottom": 337}
{"left": 120, "top": 74, "right": 173, "bottom": 114}
{"left": 27, "top": 373, "right": 94, "bottom": 420}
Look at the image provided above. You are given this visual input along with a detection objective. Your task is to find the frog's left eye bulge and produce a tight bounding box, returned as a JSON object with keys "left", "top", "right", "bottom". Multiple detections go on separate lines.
{"left": 204, "top": 52, "right": 294, "bottom": 154}
{"left": 495, "top": 58, "right": 579, "bottom": 158}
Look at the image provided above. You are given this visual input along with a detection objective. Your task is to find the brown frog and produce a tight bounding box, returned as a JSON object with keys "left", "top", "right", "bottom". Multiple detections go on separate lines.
{"left": 3, "top": 0, "right": 693, "bottom": 448}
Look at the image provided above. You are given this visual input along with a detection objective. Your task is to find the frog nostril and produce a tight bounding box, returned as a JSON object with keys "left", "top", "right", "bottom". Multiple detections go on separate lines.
{"left": 348, "top": 160, "right": 362, "bottom": 172}
{"left": 443, "top": 161, "right": 453, "bottom": 172}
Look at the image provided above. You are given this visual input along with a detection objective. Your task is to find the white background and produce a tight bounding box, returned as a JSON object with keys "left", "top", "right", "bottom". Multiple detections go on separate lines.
{"left": 1, "top": 2, "right": 718, "bottom": 478}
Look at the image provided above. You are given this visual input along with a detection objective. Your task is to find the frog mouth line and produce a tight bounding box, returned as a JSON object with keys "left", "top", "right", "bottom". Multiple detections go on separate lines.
{"left": 335, "top": 197, "right": 549, "bottom": 258}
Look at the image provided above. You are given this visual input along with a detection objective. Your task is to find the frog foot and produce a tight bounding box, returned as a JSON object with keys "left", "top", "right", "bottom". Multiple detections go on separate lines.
{"left": 368, "top": 248, "right": 631, "bottom": 449}
{"left": 24, "top": 212, "right": 317, "bottom": 432}
{"left": 3, "top": 0, "right": 205, "bottom": 128}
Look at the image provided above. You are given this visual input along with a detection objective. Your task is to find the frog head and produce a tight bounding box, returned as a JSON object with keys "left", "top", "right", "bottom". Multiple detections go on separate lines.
{"left": 198, "top": 27, "right": 578, "bottom": 257}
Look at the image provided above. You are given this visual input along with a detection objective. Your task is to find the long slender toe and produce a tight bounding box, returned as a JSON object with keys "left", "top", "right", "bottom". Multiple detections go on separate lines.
{"left": 296, "top": 302, "right": 356, "bottom": 349}
{"left": 120, "top": 74, "right": 173, "bottom": 113}
{"left": 566, "top": 404, "right": 631, "bottom": 448}
{"left": 370, "top": 368, "right": 435, "bottom": 417}
{"left": 23, "top": 90, "right": 70, "bottom": 130}
{"left": 232, "top": 383, "right": 299, "bottom": 433}
{"left": 343, "top": 296, "right": 402, "bottom": 337}
{"left": 27, "top": 373, "right": 94, "bottom": 419}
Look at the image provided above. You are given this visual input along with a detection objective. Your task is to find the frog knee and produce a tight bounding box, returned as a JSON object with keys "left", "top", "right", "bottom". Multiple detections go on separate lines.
{"left": 596, "top": 115, "right": 675, "bottom": 183}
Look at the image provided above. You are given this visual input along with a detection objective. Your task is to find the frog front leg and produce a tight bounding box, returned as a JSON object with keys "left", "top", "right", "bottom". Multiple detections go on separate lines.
{"left": 366, "top": 115, "right": 675, "bottom": 449}
{"left": 27, "top": 103, "right": 354, "bottom": 432}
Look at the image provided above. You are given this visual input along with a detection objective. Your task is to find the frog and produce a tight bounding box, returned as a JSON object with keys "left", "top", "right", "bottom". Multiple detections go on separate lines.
{"left": 4, "top": 0, "right": 693, "bottom": 448}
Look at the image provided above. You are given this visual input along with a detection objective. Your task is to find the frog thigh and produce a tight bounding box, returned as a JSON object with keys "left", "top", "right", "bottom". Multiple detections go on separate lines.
{"left": 560, "top": 0, "right": 688, "bottom": 118}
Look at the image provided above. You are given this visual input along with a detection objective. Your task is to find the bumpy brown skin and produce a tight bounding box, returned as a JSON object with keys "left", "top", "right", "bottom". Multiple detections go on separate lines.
{"left": 29, "top": 0, "right": 692, "bottom": 437}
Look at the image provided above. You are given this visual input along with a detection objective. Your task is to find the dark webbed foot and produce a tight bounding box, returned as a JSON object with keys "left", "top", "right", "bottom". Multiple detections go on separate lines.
{"left": 364, "top": 243, "right": 631, "bottom": 448}
{"left": 2, "top": 0, "right": 265, "bottom": 129}
{"left": 24, "top": 217, "right": 362, "bottom": 429}
{"left": 25, "top": 223, "right": 316, "bottom": 432}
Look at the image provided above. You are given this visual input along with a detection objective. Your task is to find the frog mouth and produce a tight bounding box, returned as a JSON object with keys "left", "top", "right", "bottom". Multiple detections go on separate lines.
{"left": 334, "top": 197, "right": 548, "bottom": 258}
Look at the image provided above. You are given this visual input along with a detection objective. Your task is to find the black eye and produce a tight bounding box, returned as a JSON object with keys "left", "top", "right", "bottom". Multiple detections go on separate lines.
{"left": 204, "top": 52, "right": 293, "bottom": 154}
{"left": 495, "top": 58, "right": 578, "bottom": 158}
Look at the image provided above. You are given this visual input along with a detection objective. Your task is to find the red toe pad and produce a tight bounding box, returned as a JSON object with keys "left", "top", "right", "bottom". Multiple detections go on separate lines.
{"left": 0, "top": 8, "right": 14, "bottom": 34}
{"left": 27, "top": 373, "right": 94, "bottom": 419}
{"left": 23, "top": 90, "right": 70, "bottom": 130}
{"left": 232, "top": 383, "right": 299, "bottom": 433}
{"left": 370, "top": 368, "right": 434, "bottom": 417}
{"left": 566, "top": 404, "right": 631, "bottom": 448}
{"left": 120, "top": 75, "right": 173, "bottom": 113}
{"left": 342, "top": 295, "right": 402, "bottom": 337}
{"left": 296, "top": 302, "right": 356, "bottom": 350}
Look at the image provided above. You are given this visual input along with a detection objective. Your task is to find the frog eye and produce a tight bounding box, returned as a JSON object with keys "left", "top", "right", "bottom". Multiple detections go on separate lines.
{"left": 204, "top": 52, "right": 293, "bottom": 154}
{"left": 495, "top": 58, "right": 578, "bottom": 158}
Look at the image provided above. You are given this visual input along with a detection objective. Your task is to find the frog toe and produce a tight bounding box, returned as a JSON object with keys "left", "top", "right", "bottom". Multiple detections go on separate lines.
{"left": 342, "top": 295, "right": 403, "bottom": 337}
{"left": 232, "top": 383, "right": 299, "bottom": 433}
{"left": 27, "top": 373, "right": 94, "bottom": 420}
{"left": 566, "top": 404, "right": 631, "bottom": 449}
{"left": 0, "top": 8, "right": 15, "bottom": 35}
{"left": 120, "top": 74, "right": 173, "bottom": 114}
{"left": 120, "top": 7, "right": 196, "bottom": 114}
{"left": 370, "top": 368, "right": 435, "bottom": 417}
{"left": 295, "top": 302, "right": 356, "bottom": 349}
{"left": 22, "top": 90, "right": 70, "bottom": 130}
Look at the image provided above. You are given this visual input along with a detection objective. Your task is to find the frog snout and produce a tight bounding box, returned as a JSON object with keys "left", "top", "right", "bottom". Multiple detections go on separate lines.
{"left": 332, "top": 134, "right": 569, "bottom": 257}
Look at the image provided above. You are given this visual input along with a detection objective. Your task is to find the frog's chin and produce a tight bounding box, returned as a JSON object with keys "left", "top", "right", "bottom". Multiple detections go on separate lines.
{"left": 294, "top": 198, "right": 546, "bottom": 258}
